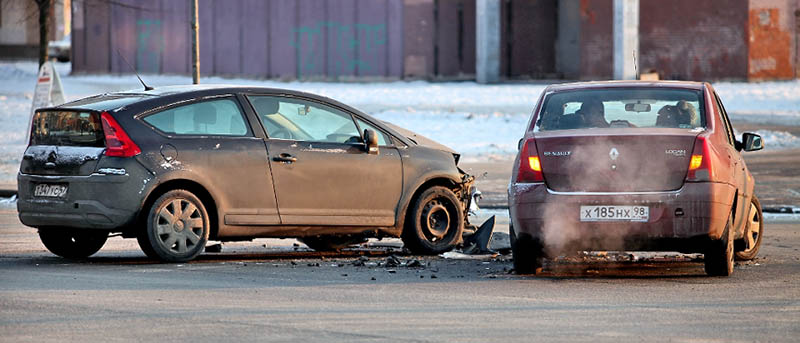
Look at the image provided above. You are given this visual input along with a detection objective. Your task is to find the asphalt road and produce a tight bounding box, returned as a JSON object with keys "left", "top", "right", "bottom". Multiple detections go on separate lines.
{"left": 0, "top": 208, "right": 798, "bottom": 342}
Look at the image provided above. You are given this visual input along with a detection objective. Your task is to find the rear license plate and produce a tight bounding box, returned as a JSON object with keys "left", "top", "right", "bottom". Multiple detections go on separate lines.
{"left": 580, "top": 205, "right": 648, "bottom": 222}
{"left": 33, "top": 183, "right": 68, "bottom": 198}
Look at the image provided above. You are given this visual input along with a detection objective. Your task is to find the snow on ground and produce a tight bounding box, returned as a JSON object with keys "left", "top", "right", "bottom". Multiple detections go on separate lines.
{"left": 1, "top": 60, "right": 800, "bottom": 184}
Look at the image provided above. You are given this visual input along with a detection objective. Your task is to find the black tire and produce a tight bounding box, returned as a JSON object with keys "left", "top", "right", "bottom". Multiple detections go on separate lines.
{"left": 735, "top": 196, "right": 764, "bottom": 261}
{"left": 38, "top": 228, "right": 108, "bottom": 259}
{"left": 298, "top": 235, "right": 367, "bottom": 251}
{"left": 510, "top": 223, "right": 544, "bottom": 275}
{"left": 402, "top": 186, "right": 464, "bottom": 255}
{"left": 138, "top": 189, "right": 210, "bottom": 262}
{"left": 704, "top": 214, "right": 734, "bottom": 276}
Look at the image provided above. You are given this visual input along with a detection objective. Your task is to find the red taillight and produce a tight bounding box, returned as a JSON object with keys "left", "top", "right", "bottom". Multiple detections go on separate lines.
{"left": 100, "top": 112, "right": 141, "bottom": 157}
{"left": 686, "top": 136, "right": 712, "bottom": 181}
{"left": 516, "top": 138, "right": 544, "bottom": 183}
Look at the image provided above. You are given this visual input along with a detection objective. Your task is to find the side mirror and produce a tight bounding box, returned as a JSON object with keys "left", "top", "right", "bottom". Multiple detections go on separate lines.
{"left": 741, "top": 132, "right": 764, "bottom": 152}
{"left": 363, "top": 129, "right": 379, "bottom": 154}
{"left": 518, "top": 138, "right": 524, "bottom": 150}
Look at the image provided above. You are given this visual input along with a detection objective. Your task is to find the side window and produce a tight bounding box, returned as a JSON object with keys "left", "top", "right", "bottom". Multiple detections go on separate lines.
{"left": 355, "top": 118, "right": 391, "bottom": 146}
{"left": 143, "top": 98, "right": 249, "bottom": 136}
{"left": 247, "top": 95, "right": 361, "bottom": 144}
{"left": 713, "top": 93, "right": 735, "bottom": 145}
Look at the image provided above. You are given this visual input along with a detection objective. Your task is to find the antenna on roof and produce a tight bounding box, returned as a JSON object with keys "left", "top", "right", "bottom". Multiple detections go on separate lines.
{"left": 633, "top": 49, "right": 639, "bottom": 80}
{"left": 116, "top": 49, "right": 154, "bottom": 91}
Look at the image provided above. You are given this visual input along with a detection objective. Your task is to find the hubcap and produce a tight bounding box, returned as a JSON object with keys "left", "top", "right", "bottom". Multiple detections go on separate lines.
{"left": 155, "top": 199, "right": 204, "bottom": 254}
{"left": 743, "top": 202, "right": 761, "bottom": 253}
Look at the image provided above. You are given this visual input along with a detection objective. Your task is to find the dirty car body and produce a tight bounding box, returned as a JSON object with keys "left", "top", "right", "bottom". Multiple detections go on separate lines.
{"left": 508, "top": 81, "right": 764, "bottom": 276}
{"left": 18, "top": 85, "right": 475, "bottom": 262}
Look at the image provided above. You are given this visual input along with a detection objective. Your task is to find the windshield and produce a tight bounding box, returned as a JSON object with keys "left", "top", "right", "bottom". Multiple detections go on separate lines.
{"left": 534, "top": 88, "right": 705, "bottom": 131}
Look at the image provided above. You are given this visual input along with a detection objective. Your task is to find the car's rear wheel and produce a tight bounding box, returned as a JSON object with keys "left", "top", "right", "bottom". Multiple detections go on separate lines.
{"left": 735, "top": 196, "right": 763, "bottom": 261}
{"left": 38, "top": 228, "right": 108, "bottom": 259}
{"left": 704, "top": 214, "right": 734, "bottom": 276}
{"left": 139, "top": 189, "right": 209, "bottom": 262}
{"left": 402, "top": 186, "right": 464, "bottom": 255}
{"left": 298, "top": 235, "right": 367, "bottom": 251}
{"left": 510, "top": 223, "right": 544, "bottom": 275}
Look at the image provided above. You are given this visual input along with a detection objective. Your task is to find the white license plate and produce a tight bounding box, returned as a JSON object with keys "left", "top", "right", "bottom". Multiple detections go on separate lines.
{"left": 33, "top": 183, "right": 68, "bottom": 198}
{"left": 580, "top": 205, "right": 648, "bottom": 222}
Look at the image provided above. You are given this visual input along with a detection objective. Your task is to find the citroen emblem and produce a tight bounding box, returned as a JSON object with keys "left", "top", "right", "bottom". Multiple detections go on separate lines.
{"left": 609, "top": 148, "right": 619, "bottom": 161}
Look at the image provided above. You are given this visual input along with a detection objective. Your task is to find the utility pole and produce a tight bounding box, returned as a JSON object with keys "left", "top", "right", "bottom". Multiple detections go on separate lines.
{"left": 613, "top": 0, "right": 639, "bottom": 80}
{"left": 190, "top": 0, "right": 200, "bottom": 84}
{"left": 476, "top": 0, "right": 500, "bottom": 84}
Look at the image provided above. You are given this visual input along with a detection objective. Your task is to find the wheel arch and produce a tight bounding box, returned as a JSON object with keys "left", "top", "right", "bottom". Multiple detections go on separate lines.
{"left": 396, "top": 175, "right": 463, "bottom": 233}
{"left": 136, "top": 179, "right": 220, "bottom": 240}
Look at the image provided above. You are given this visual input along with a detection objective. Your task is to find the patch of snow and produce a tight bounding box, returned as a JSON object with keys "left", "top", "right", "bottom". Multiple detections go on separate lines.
{"left": 0, "top": 195, "right": 17, "bottom": 209}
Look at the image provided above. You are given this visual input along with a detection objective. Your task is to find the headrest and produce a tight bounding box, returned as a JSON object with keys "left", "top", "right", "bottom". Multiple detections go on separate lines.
{"left": 194, "top": 102, "right": 217, "bottom": 125}
{"left": 253, "top": 97, "right": 279, "bottom": 114}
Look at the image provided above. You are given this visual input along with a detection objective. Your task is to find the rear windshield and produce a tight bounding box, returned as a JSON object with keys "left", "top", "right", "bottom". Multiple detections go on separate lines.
{"left": 30, "top": 110, "right": 104, "bottom": 147}
{"left": 534, "top": 88, "right": 706, "bottom": 131}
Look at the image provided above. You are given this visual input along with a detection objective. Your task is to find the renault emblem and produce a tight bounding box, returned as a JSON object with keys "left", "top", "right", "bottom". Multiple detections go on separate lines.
{"left": 609, "top": 148, "right": 619, "bottom": 160}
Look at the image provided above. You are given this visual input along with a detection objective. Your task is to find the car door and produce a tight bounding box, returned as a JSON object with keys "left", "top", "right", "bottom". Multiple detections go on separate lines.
{"left": 246, "top": 95, "right": 403, "bottom": 226}
{"left": 140, "top": 96, "right": 281, "bottom": 226}
{"left": 713, "top": 92, "right": 749, "bottom": 230}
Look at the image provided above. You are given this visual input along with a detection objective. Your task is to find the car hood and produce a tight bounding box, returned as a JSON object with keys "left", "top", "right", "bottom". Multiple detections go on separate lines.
{"left": 381, "top": 121, "right": 458, "bottom": 155}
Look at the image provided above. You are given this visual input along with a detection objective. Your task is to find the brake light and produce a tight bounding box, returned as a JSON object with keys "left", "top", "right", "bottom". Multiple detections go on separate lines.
{"left": 686, "top": 136, "right": 712, "bottom": 181}
{"left": 517, "top": 139, "right": 544, "bottom": 183}
{"left": 100, "top": 112, "right": 141, "bottom": 157}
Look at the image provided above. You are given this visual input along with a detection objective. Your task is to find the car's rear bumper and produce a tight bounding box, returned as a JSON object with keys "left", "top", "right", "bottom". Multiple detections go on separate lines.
{"left": 508, "top": 181, "right": 735, "bottom": 253}
{"left": 17, "top": 167, "right": 149, "bottom": 230}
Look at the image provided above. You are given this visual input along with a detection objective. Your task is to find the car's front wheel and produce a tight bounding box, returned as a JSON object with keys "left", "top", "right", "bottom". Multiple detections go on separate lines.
{"left": 704, "top": 214, "right": 734, "bottom": 276}
{"left": 38, "top": 228, "right": 108, "bottom": 259}
{"left": 139, "top": 189, "right": 209, "bottom": 262}
{"left": 510, "top": 223, "right": 544, "bottom": 275}
{"left": 735, "top": 196, "right": 763, "bottom": 261}
{"left": 402, "top": 186, "right": 464, "bottom": 255}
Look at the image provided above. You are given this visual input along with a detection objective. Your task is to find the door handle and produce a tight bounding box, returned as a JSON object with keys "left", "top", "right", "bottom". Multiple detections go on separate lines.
{"left": 272, "top": 153, "right": 297, "bottom": 163}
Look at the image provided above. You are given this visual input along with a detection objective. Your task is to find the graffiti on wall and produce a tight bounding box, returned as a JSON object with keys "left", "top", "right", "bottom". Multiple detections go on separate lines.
{"left": 136, "top": 19, "right": 163, "bottom": 73}
{"left": 292, "top": 22, "right": 387, "bottom": 77}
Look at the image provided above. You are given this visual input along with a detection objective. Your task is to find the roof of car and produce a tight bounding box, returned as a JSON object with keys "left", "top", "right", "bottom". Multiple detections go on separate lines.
{"left": 53, "top": 84, "right": 345, "bottom": 112}
{"left": 544, "top": 80, "right": 707, "bottom": 92}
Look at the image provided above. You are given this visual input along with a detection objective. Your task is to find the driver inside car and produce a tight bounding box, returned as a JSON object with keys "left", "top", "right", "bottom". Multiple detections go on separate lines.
{"left": 578, "top": 99, "right": 610, "bottom": 128}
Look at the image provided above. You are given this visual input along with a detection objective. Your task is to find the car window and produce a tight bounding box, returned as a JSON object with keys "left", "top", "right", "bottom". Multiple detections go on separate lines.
{"left": 143, "top": 98, "right": 249, "bottom": 136}
{"left": 714, "top": 93, "right": 736, "bottom": 146}
{"left": 355, "top": 118, "right": 391, "bottom": 146}
{"left": 535, "top": 88, "right": 705, "bottom": 131}
{"left": 247, "top": 95, "right": 362, "bottom": 144}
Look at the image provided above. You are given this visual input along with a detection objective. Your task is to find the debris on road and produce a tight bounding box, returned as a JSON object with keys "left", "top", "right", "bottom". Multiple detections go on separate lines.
{"left": 205, "top": 244, "right": 222, "bottom": 253}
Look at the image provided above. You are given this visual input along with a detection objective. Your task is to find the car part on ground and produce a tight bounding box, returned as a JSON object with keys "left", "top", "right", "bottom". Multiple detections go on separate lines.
{"left": 299, "top": 235, "right": 368, "bottom": 251}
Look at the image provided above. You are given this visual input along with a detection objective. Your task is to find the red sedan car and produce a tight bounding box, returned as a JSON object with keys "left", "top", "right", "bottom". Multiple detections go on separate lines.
{"left": 509, "top": 81, "right": 764, "bottom": 276}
